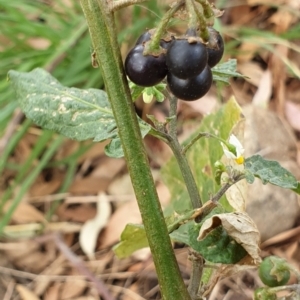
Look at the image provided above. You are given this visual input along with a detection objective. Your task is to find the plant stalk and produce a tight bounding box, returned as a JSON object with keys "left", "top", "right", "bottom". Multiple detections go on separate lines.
{"left": 79, "top": 0, "right": 191, "bottom": 299}
{"left": 167, "top": 95, "right": 202, "bottom": 209}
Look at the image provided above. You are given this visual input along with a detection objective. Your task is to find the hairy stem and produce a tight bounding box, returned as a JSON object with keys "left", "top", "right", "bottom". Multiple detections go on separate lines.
{"left": 144, "top": 0, "right": 185, "bottom": 54}
{"left": 109, "top": 0, "right": 148, "bottom": 12}
{"left": 79, "top": 0, "right": 191, "bottom": 299}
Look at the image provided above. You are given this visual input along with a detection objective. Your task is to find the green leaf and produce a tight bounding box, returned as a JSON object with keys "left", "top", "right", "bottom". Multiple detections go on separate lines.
{"left": 212, "top": 59, "right": 246, "bottom": 85}
{"left": 292, "top": 182, "right": 300, "bottom": 195}
{"left": 188, "top": 224, "right": 247, "bottom": 264}
{"left": 244, "top": 155, "right": 298, "bottom": 189}
{"left": 8, "top": 68, "right": 151, "bottom": 158}
{"left": 161, "top": 97, "right": 244, "bottom": 213}
{"left": 113, "top": 224, "right": 148, "bottom": 259}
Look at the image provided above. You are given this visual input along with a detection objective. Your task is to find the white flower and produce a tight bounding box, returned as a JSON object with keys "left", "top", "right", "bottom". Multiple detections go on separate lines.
{"left": 221, "top": 134, "right": 245, "bottom": 164}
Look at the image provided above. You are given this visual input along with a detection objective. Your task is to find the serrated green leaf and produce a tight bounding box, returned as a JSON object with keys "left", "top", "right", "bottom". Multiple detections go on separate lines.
{"left": 113, "top": 224, "right": 148, "bottom": 259}
{"left": 8, "top": 68, "right": 151, "bottom": 158}
{"left": 161, "top": 97, "right": 243, "bottom": 213}
{"left": 244, "top": 155, "right": 298, "bottom": 189}
{"left": 212, "top": 59, "right": 246, "bottom": 85}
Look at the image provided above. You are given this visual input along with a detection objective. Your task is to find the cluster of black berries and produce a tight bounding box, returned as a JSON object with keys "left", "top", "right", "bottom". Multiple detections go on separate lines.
{"left": 124, "top": 28, "right": 224, "bottom": 101}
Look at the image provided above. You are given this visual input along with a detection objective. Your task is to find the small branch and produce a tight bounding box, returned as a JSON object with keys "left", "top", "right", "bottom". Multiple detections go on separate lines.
{"left": 183, "top": 132, "right": 212, "bottom": 155}
{"left": 191, "top": 1, "right": 209, "bottom": 42}
{"left": 167, "top": 200, "right": 217, "bottom": 233}
{"left": 168, "top": 94, "right": 178, "bottom": 138}
{"left": 195, "top": 0, "right": 214, "bottom": 19}
{"left": 188, "top": 251, "right": 203, "bottom": 300}
{"left": 144, "top": 0, "right": 185, "bottom": 54}
{"left": 108, "top": 0, "right": 148, "bottom": 12}
{"left": 185, "top": 0, "right": 198, "bottom": 31}
{"left": 211, "top": 174, "right": 245, "bottom": 203}
{"left": 268, "top": 284, "right": 300, "bottom": 294}
{"left": 168, "top": 137, "right": 202, "bottom": 209}
{"left": 53, "top": 234, "right": 115, "bottom": 300}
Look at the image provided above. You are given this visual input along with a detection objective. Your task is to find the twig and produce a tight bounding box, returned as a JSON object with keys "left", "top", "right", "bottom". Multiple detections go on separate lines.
{"left": 0, "top": 109, "right": 24, "bottom": 154}
{"left": 188, "top": 251, "right": 203, "bottom": 300}
{"left": 0, "top": 265, "right": 136, "bottom": 281}
{"left": 53, "top": 233, "right": 115, "bottom": 300}
{"left": 211, "top": 175, "right": 245, "bottom": 203}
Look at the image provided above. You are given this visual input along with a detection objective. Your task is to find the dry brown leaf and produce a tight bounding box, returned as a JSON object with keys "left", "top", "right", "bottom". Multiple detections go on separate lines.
{"left": 68, "top": 177, "right": 110, "bottom": 194}
{"left": 79, "top": 193, "right": 111, "bottom": 259}
{"left": 100, "top": 199, "right": 141, "bottom": 249}
{"left": 181, "top": 93, "right": 218, "bottom": 115}
{"left": 44, "top": 282, "right": 61, "bottom": 300}
{"left": 4, "top": 201, "right": 46, "bottom": 224}
{"left": 224, "top": 179, "right": 248, "bottom": 212}
{"left": 91, "top": 157, "right": 125, "bottom": 179}
{"left": 60, "top": 279, "right": 87, "bottom": 300}
{"left": 198, "top": 212, "right": 261, "bottom": 264}
{"left": 252, "top": 70, "right": 272, "bottom": 108}
{"left": 269, "top": 9, "right": 295, "bottom": 33}
{"left": 27, "top": 38, "right": 51, "bottom": 50}
{"left": 285, "top": 101, "right": 300, "bottom": 131}
{"left": 34, "top": 254, "right": 67, "bottom": 296}
{"left": 3, "top": 222, "right": 82, "bottom": 238}
{"left": 30, "top": 169, "right": 64, "bottom": 197}
{"left": 237, "top": 43, "right": 260, "bottom": 62}
{"left": 238, "top": 62, "right": 264, "bottom": 87}
{"left": 16, "top": 284, "right": 40, "bottom": 300}
{"left": 56, "top": 203, "right": 96, "bottom": 223}
{"left": 107, "top": 173, "right": 135, "bottom": 196}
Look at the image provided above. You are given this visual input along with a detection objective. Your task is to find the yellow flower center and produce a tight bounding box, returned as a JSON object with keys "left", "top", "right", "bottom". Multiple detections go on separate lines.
{"left": 235, "top": 156, "right": 245, "bottom": 165}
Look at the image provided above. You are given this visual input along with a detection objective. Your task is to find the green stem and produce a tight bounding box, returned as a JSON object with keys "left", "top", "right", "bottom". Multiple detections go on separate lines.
{"left": 109, "top": 0, "right": 148, "bottom": 12}
{"left": 144, "top": 0, "right": 185, "bottom": 54}
{"left": 168, "top": 138, "right": 202, "bottom": 209}
{"left": 188, "top": 252, "right": 203, "bottom": 300}
{"left": 79, "top": 1, "right": 190, "bottom": 299}
{"left": 196, "top": 0, "right": 214, "bottom": 19}
{"left": 185, "top": 0, "right": 198, "bottom": 31}
{"left": 167, "top": 94, "right": 202, "bottom": 209}
{"left": 192, "top": 1, "right": 209, "bottom": 42}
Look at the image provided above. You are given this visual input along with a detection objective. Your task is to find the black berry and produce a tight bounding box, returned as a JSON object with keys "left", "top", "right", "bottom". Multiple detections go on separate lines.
{"left": 135, "top": 31, "right": 152, "bottom": 45}
{"left": 167, "top": 65, "right": 212, "bottom": 101}
{"left": 166, "top": 39, "right": 208, "bottom": 79}
{"left": 207, "top": 28, "right": 224, "bottom": 68}
{"left": 125, "top": 44, "right": 167, "bottom": 87}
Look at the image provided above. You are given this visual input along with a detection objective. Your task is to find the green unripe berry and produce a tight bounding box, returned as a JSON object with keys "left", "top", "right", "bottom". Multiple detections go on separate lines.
{"left": 259, "top": 256, "right": 290, "bottom": 287}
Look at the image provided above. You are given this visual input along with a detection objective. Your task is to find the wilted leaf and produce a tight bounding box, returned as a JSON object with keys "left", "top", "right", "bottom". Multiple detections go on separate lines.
{"left": 79, "top": 194, "right": 111, "bottom": 259}
{"left": 198, "top": 212, "right": 261, "bottom": 264}
{"left": 8, "top": 68, "right": 151, "bottom": 158}
{"left": 245, "top": 155, "right": 298, "bottom": 189}
{"left": 224, "top": 179, "right": 248, "bottom": 212}
{"left": 113, "top": 223, "right": 148, "bottom": 259}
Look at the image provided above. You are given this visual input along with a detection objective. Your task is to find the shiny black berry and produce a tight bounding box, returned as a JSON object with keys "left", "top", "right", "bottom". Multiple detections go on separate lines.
{"left": 135, "top": 31, "right": 152, "bottom": 45}
{"left": 125, "top": 44, "right": 167, "bottom": 87}
{"left": 166, "top": 39, "right": 208, "bottom": 79}
{"left": 207, "top": 28, "right": 224, "bottom": 68}
{"left": 167, "top": 65, "right": 212, "bottom": 101}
